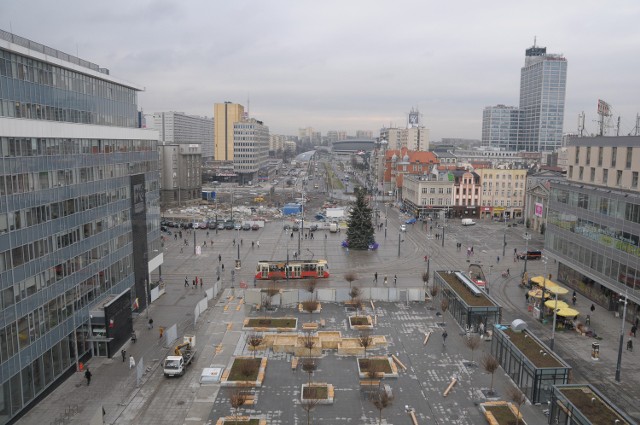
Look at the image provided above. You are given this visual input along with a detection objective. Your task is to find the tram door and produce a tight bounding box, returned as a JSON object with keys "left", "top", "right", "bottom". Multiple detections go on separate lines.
{"left": 292, "top": 264, "right": 302, "bottom": 278}
{"left": 261, "top": 264, "right": 269, "bottom": 279}
{"left": 317, "top": 265, "right": 324, "bottom": 277}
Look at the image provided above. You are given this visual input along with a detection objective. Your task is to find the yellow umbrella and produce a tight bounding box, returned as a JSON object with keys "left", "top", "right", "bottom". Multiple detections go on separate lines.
{"left": 530, "top": 276, "right": 569, "bottom": 295}
{"left": 528, "top": 289, "right": 550, "bottom": 299}
{"left": 544, "top": 300, "right": 569, "bottom": 309}
{"left": 556, "top": 308, "right": 580, "bottom": 318}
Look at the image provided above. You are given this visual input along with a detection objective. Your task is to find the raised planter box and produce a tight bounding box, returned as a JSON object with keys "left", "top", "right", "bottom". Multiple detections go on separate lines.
{"left": 215, "top": 417, "right": 266, "bottom": 425}
{"left": 243, "top": 317, "right": 297, "bottom": 332}
{"left": 348, "top": 315, "right": 373, "bottom": 330}
{"left": 357, "top": 356, "right": 398, "bottom": 379}
{"left": 301, "top": 383, "right": 335, "bottom": 405}
{"left": 479, "top": 401, "right": 526, "bottom": 425}
{"left": 221, "top": 357, "right": 268, "bottom": 388}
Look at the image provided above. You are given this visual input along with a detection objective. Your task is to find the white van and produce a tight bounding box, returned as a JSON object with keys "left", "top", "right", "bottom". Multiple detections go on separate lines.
{"left": 329, "top": 222, "right": 338, "bottom": 233}
{"left": 461, "top": 218, "right": 476, "bottom": 226}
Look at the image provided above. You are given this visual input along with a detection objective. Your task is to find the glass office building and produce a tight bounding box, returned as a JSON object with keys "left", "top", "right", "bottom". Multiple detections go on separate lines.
{"left": 0, "top": 30, "right": 161, "bottom": 423}
{"left": 517, "top": 45, "right": 567, "bottom": 153}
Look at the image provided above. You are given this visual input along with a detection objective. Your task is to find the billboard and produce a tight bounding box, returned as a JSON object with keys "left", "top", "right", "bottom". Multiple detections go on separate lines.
{"left": 597, "top": 99, "right": 610, "bottom": 116}
{"left": 535, "top": 202, "right": 544, "bottom": 217}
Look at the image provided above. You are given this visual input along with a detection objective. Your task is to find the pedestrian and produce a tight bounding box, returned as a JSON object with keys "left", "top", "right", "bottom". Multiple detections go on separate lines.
{"left": 192, "top": 279, "right": 196, "bottom": 287}
{"left": 590, "top": 304, "right": 595, "bottom": 313}
{"left": 394, "top": 275, "right": 397, "bottom": 287}
{"left": 222, "top": 264, "right": 225, "bottom": 271}
{"left": 159, "top": 327, "right": 164, "bottom": 339}
{"left": 129, "top": 355, "right": 136, "bottom": 369}
{"left": 471, "top": 246, "right": 474, "bottom": 254}
{"left": 506, "top": 268, "right": 510, "bottom": 276}
{"left": 525, "top": 292, "right": 530, "bottom": 303}
{"left": 121, "top": 349, "right": 126, "bottom": 362}
{"left": 572, "top": 295, "right": 577, "bottom": 306}
{"left": 442, "top": 330, "right": 448, "bottom": 345}
{"left": 257, "top": 240, "right": 260, "bottom": 248}
{"left": 479, "top": 322, "right": 485, "bottom": 336}
{"left": 627, "top": 338, "right": 633, "bottom": 352}
{"left": 84, "top": 368, "right": 92, "bottom": 386}
{"left": 325, "top": 234, "right": 327, "bottom": 239}
{"left": 514, "top": 248, "right": 517, "bottom": 255}
{"left": 200, "top": 278, "right": 203, "bottom": 288}
{"left": 218, "top": 254, "right": 222, "bottom": 262}
{"left": 131, "top": 331, "right": 137, "bottom": 343}
{"left": 496, "top": 256, "right": 500, "bottom": 263}
{"left": 207, "top": 231, "right": 210, "bottom": 237}
{"left": 631, "top": 324, "right": 637, "bottom": 337}
{"left": 374, "top": 272, "right": 378, "bottom": 283}
{"left": 203, "top": 240, "right": 207, "bottom": 247}
{"left": 233, "top": 239, "right": 236, "bottom": 245}
{"left": 384, "top": 276, "right": 388, "bottom": 285}
{"left": 252, "top": 241, "right": 255, "bottom": 248}
{"left": 241, "top": 239, "right": 243, "bottom": 246}
{"left": 148, "top": 318, "right": 154, "bottom": 329}
{"left": 291, "top": 232, "right": 294, "bottom": 239}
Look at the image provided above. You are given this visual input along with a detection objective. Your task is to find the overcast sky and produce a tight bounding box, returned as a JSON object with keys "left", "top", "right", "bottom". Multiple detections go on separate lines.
{"left": 3, "top": 1, "right": 640, "bottom": 141}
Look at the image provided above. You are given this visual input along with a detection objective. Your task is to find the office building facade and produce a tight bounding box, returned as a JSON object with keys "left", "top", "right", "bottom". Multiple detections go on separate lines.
{"left": 0, "top": 31, "right": 161, "bottom": 423}
{"left": 481, "top": 105, "right": 520, "bottom": 151}
{"left": 158, "top": 144, "right": 202, "bottom": 206}
{"left": 518, "top": 45, "right": 567, "bottom": 153}
{"left": 152, "top": 111, "right": 213, "bottom": 160}
{"left": 546, "top": 136, "right": 640, "bottom": 316}
{"left": 214, "top": 102, "right": 244, "bottom": 161}
{"left": 233, "top": 119, "right": 269, "bottom": 184}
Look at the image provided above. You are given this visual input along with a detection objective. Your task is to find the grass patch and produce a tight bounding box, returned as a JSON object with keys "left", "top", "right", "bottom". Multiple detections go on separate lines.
{"left": 303, "top": 385, "right": 328, "bottom": 399}
{"left": 358, "top": 358, "right": 392, "bottom": 373}
{"left": 503, "top": 329, "right": 562, "bottom": 368}
{"left": 484, "top": 405, "right": 519, "bottom": 425}
{"left": 349, "top": 317, "right": 370, "bottom": 326}
{"left": 560, "top": 387, "right": 631, "bottom": 424}
{"left": 228, "top": 358, "right": 262, "bottom": 381}
{"left": 246, "top": 318, "right": 296, "bottom": 328}
{"left": 438, "top": 271, "right": 496, "bottom": 307}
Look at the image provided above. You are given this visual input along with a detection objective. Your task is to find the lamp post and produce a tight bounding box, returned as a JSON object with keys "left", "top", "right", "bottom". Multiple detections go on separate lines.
{"left": 540, "top": 258, "right": 548, "bottom": 321}
{"left": 615, "top": 289, "right": 629, "bottom": 382}
{"left": 549, "top": 291, "right": 559, "bottom": 351}
{"left": 502, "top": 215, "right": 507, "bottom": 257}
{"left": 523, "top": 232, "right": 531, "bottom": 275}
{"left": 384, "top": 203, "right": 388, "bottom": 240}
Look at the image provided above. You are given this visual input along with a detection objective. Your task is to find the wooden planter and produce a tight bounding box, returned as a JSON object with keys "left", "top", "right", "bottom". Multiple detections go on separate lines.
{"left": 348, "top": 315, "right": 373, "bottom": 330}
{"left": 221, "top": 357, "right": 268, "bottom": 388}
{"left": 301, "top": 383, "right": 335, "bottom": 405}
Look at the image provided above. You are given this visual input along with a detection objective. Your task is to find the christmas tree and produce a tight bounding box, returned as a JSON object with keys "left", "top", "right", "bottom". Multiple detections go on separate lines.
{"left": 346, "top": 187, "right": 376, "bottom": 250}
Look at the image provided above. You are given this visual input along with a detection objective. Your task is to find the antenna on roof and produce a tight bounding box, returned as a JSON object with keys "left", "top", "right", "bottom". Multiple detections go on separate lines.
{"left": 533, "top": 36, "right": 537, "bottom": 47}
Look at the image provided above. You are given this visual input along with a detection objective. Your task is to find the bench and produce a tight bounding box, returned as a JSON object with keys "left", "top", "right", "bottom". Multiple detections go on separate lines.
{"left": 360, "top": 379, "right": 380, "bottom": 387}
{"left": 240, "top": 393, "right": 256, "bottom": 405}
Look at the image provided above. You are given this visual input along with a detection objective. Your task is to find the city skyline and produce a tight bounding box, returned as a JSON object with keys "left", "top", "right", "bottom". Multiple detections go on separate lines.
{"left": 2, "top": 0, "right": 639, "bottom": 141}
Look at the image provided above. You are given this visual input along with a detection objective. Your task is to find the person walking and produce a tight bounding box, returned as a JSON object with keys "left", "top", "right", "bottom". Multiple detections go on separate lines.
{"left": 148, "top": 318, "right": 154, "bottom": 329}
{"left": 572, "top": 295, "right": 577, "bottom": 306}
{"left": 631, "top": 324, "right": 637, "bottom": 337}
{"left": 184, "top": 276, "right": 188, "bottom": 287}
{"left": 200, "top": 278, "right": 203, "bottom": 288}
{"left": 590, "top": 304, "right": 595, "bottom": 313}
{"left": 129, "top": 355, "right": 136, "bottom": 369}
{"left": 384, "top": 276, "right": 388, "bottom": 286}
{"left": 218, "top": 254, "right": 222, "bottom": 262}
{"left": 627, "top": 338, "right": 633, "bottom": 352}
{"left": 121, "top": 349, "right": 126, "bottom": 362}
{"left": 131, "top": 331, "right": 137, "bottom": 343}
{"left": 257, "top": 240, "right": 260, "bottom": 248}
{"left": 84, "top": 368, "right": 92, "bottom": 386}
{"left": 394, "top": 275, "right": 397, "bottom": 287}
{"left": 374, "top": 272, "right": 378, "bottom": 284}
{"left": 496, "top": 256, "right": 500, "bottom": 264}
{"left": 442, "top": 330, "right": 448, "bottom": 346}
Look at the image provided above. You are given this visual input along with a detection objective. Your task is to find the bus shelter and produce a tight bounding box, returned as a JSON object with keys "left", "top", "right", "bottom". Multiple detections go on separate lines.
{"left": 434, "top": 271, "right": 502, "bottom": 332}
{"left": 549, "top": 384, "right": 636, "bottom": 425}
{"left": 491, "top": 325, "right": 571, "bottom": 404}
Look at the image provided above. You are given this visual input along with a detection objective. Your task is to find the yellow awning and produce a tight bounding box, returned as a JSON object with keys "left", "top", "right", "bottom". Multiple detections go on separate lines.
{"left": 544, "top": 300, "right": 569, "bottom": 309}
{"left": 528, "top": 289, "right": 551, "bottom": 299}
{"left": 556, "top": 308, "right": 580, "bottom": 318}
{"left": 530, "top": 276, "right": 569, "bottom": 295}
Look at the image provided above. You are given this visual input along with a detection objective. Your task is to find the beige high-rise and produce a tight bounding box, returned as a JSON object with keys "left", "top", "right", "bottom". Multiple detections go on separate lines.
{"left": 214, "top": 102, "right": 245, "bottom": 161}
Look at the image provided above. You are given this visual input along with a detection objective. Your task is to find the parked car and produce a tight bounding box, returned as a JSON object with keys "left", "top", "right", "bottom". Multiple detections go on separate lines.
{"left": 199, "top": 223, "right": 208, "bottom": 229}
{"left": 217, "top": 223, "right": 225, "bottom": 230}
{"left": 161, "top": 225, "right": 168, "bottom": 232}
{"left": 517, "top": 250, "right": 542, "bottom": 260}
{"left": 224, "top": 222, "right": 235, "bottom": 230}
{"left": 283, "top": 224, "right": 291, "bottom": 231}
{"left": 292, "top": 223, "right": 300, "bottom": 231}
{"left": 400, "top": 224, "right": 407, "bottom": 232}
{"left": 234, "top": 223, "right": 242, "bottom": 230}
{"left": 208, "top": 222, "right": 217, "bottom": 229}
{"left": 309, "top": 224, "right": 318, "bottom": 231}
{"left": 242, "top": 223, "right": 251, "bottom": 231}
{"left": 251, "top": 224, "right": 260, "bottom": 231}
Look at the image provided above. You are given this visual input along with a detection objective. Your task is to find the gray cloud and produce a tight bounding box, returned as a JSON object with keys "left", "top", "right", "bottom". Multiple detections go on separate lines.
{"left": 2, "top": 0, "right": 639, "bottom": 139}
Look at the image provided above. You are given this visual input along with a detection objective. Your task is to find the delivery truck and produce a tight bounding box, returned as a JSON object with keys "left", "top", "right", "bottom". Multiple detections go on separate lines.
{"left": 163, "top": 335, "right": 196, "bottom": 377}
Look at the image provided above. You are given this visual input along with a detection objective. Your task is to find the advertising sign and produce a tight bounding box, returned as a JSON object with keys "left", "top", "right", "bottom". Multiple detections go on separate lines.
{"left": 535, "top": 202, "right": 543, "bottom": 217}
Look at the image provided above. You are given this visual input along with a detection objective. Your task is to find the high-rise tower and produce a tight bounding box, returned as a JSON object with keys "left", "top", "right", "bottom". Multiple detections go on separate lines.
{"left": 518, "top": 44, "right": 568, "bottom": 152}
{"left": 214, "top": 102, "right": 245, "bottom": 161}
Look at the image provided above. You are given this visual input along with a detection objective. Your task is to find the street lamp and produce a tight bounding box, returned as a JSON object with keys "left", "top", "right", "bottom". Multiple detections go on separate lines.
{"left": 397, "top": 233, "right": 404, "bottom": 258}
{"left": 615, "top": 289, "right": 629, "bottom": 382}
{"left": 502, "top": 215, "right": 507, "bottom": 257}
{"left": 522, "top": 232, "right": 531, "bottom": 275}
{"left": 550, "top": 290, "right": 559, "bottom": 351}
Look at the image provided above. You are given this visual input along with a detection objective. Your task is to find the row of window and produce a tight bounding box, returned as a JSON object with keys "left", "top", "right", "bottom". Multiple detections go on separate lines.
{"left": 480, "top": 201, "right": 523, "bottom": 207}
{"left": 420, "top": 198, "right": 452, "bottom": 206}
{"left": 482, "top": 190, "right": 524, "bottom": 198}
{"left": 548, "top": 232, "right": 640, "bottom": 293}
{"left": 552, "top": 187, "right": 640, "bottom": 224}
{"left": 483, "top": 182, "right": 525, "bottom": 188}
{"left": 569, "top": 165, "right": 638, "bottom": 188}
{"left": 0, "top": 189, "right": 130, "bottom": 234}
{"left": 421, "top": 187, "right": 452, "bottom": 194}
{"left": 575, "top": 146, "right": 633, "bottom": 169}
{"left": 481, "top": 174, "right": 525, "bottom": 180}
{"left": 0, "top": 137, "right": 155, "bottom": 157}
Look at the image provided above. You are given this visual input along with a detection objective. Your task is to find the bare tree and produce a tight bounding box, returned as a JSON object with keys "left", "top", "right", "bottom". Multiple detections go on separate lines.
{"left": 349, "top": 286, "right": 361, "bottom": 303}
{"left": 300, "top": 397, "right": 320, "bottom": 425}
{"left": 464, "top": 335, "right": 482, "bottom": 363}
{"left": 481, "top": 354, "right": 500, "bottom": 396}
{"left": 239, "top": 359, "right": 259, "bottom": 380}
{"left": 421, "top": 271, "right": 429, "bottom": 289}
{"left": 506, "top": 384, "right": 527, "bottom": 425}
{"left": 307, "top": 278, "right": 317, "bottom": 299}
{"left": 430, "top": 285, "right": 439, "bottom": 300}
{"left": 358, "top": 331, "right": 373, "bottom": 359}
{"left": 302, "top": 300, "right": 319, "bottom": 318}
{"left": 344, "top": 272, "right": 358, "bottom": 289}
{"left": 246, "top": 333, "right": 264, "bottom": 358}
{"left": 301, "top": 357, "right": 317, "bottom": 386}
{"left": 229, "top": 389, "right": 247, "bottom": 424}
{"left": 370, "top": 387, "right": 393, "bottom": 425}
{"left": 302, "top": 331, "right": 316, "bottom": 358}
{"left": 440, "top": 298, "right": 449, "bottom": 315}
